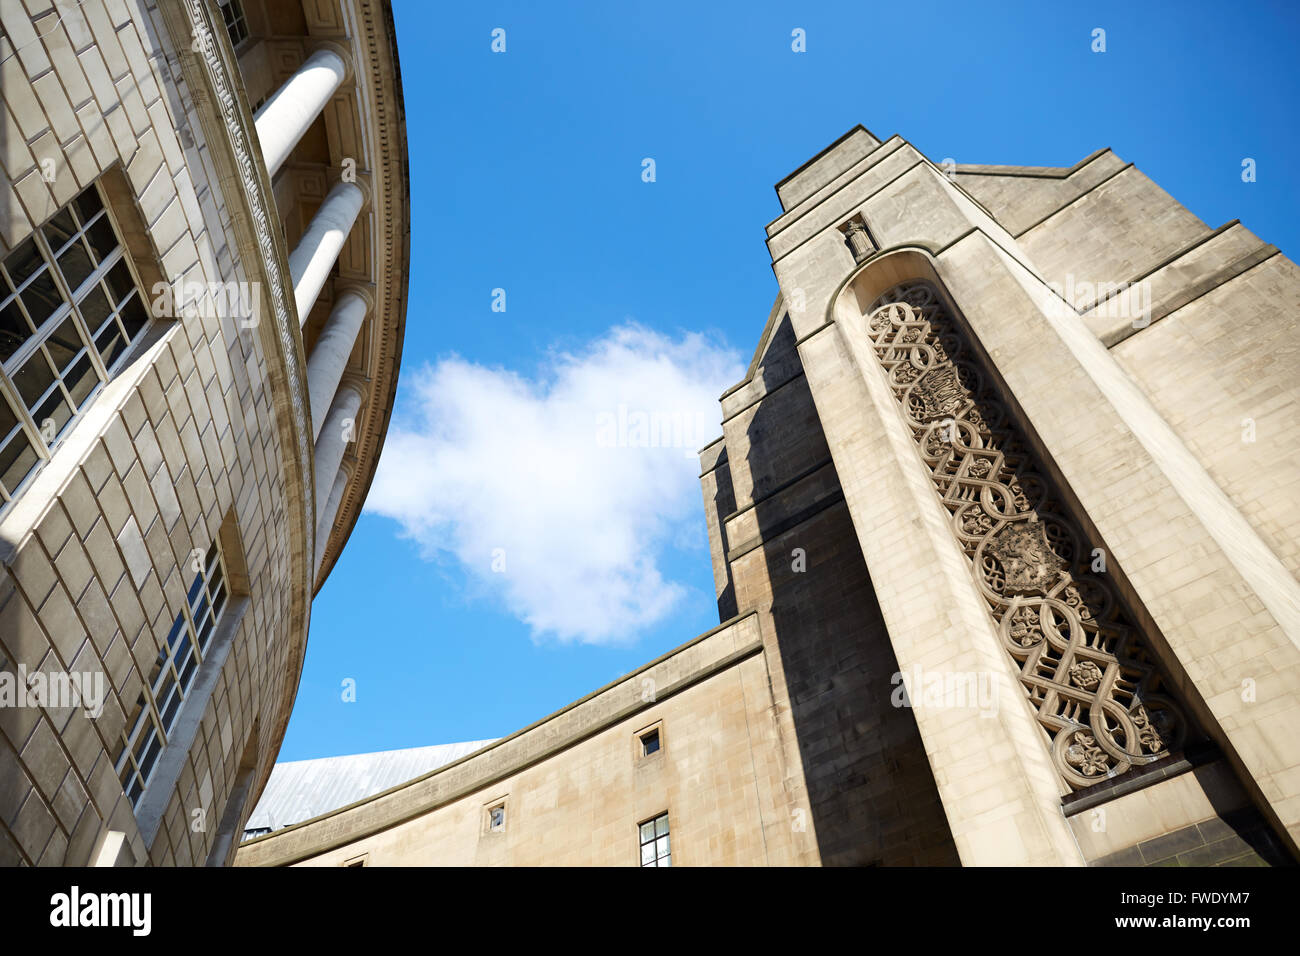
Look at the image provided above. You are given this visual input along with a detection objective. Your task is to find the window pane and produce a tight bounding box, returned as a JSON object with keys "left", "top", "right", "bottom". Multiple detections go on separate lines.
{"left": 20, "top": 269, "right": 62, "bottom": 328}
{"left": 160, "top": 680, "right": 184, "bottom": 729}
{"left": 639, "top": 821, "right": 655, "bottom": 844}
{"left": 78, "top": 283, "right": 112, "bottom": 334}
{"left": 197, "top": 614, "right": 216, "bottom": 653}
{"left": 210, "top": 582, "right": 227, "bottom": 625}
{"left": 192, "top": 602, "right": 210, "bottom": 637}
{"left": 161, "top": 686, "right": 184, "bottom": 731}
{"left": 0, "top": 429, "right": 38, "bottom": 496}
{"left": 44, "top": 318, "right": 82, "bottom": 374}
{"left": 0, "top": 299, "right": 31, "bottom": 362}
{"left": 138, "top": 728, "right": 162, "bottom": 779}
{"left": 0, "top": 395, "right": 15, "bottom": 439}
{"left": 658, "top": 855, "right": 671, "bottom": 867}
{"left": 187, "top": 569, "right": 205, "bottom": 605}
{"left": 192, "top": 595, "right": 210, "bottom": 634}
{"left": 147, "top": 645, "right": 167, "bottom": 688}
{"left": 657, "top": 835, "right": 669, "bottom": 857}
{"left": 95, "top": 321, "right": 126, "bottom": 369}
{"left": 13, "top": 350, "right": 56, "bottom": 408}
{"left": 65, "top": 354, "right": 98, "bottom": 408}
{"left": 72, "top": 186, "right": 103, "bottom": 225}
{"left": 104, "top": 259, "right": 134, "bottom": 305}
{"left": 42, "top": 210, "right": 78, "bottom": 253}
{"left": 118, "top": 294, "right": 148, "bottom": 340}
{"left": 123, "top": 694, "right": 149, "bottom": 743}
{"left": 83, "top": 215, "right": 118, "bottom": 265}
{"left": 33, "top": 388, "right": 72, "bottom": 440}
{"left": 3, "top": 236, "right": 44, "bottom": 288}
{"left": 57, "top": 239, "right": 95, "bottom": 295}
{"left": 179, "top": 645, "right": 199, "bottom": 690}
{"left": 175, "top": 634, "right": 194, "bottom": 672}
{"left": 655, "top": 814, "right": 669, "bottom": 837}
{"left": 165, "top": 615, "right": 187, "bottom": 651}
{"left": 154, "top": 666, "right": 175, "bottom": 705}
{"left": 640, "top": 842, "right": 655, "bottom": 866}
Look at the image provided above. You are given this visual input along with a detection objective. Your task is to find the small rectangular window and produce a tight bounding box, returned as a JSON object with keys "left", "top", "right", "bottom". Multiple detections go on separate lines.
{"left": 116, "top": 540, "right": 230, "bottom": 809}
{"left": 487, "top": 802, "right": 505, "bottom": 832}
{"left": 638, "top": 812, "right": 670, "bottom": 867}
{"left": 218, "top": 0, "right": 249, "bottom": 47}
{"left": 640, "top": 728, "right": 660, "bottom": 756}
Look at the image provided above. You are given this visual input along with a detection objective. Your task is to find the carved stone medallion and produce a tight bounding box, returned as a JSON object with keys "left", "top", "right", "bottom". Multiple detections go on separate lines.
{"left": 987, "top": 521, "right": 1067, "bottom": 595}
{"left": 912, "top": 366, "right": 964, "bottom": 421}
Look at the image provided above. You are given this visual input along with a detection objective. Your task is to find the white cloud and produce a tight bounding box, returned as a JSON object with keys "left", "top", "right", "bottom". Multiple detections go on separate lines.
{"left": 365, "top": 323, "right": 744, "bottom": 645}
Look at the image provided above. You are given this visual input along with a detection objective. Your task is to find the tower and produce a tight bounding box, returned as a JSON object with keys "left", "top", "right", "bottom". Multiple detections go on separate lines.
{"left": 699, "top": 126, "right": 1300, "bottom": 865}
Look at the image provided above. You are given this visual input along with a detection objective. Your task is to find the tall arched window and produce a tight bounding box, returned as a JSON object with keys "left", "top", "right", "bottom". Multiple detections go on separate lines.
{"left": 865, "top": 279, "right": 1194, "bottom": 790}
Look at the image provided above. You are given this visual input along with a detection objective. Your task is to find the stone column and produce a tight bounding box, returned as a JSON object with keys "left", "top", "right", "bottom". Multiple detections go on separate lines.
{"left": 315, "top": 464, "right": 353, "bottom": 574}
{"left": 313, "top": 382, "right": 364, "bottom": 518}
{"left": 254, "top": 48, "right": 348, "bottom": 178}
{"left": 288, "top": 181, "right": 364, "bottom": 322}
{"left": 306, "top": 290, "right": 370, "bottom": 440}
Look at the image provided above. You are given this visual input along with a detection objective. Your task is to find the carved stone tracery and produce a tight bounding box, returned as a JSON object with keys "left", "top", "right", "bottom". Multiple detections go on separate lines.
{"left": 865, "top": 280, "right": 1192, "bottom": 790}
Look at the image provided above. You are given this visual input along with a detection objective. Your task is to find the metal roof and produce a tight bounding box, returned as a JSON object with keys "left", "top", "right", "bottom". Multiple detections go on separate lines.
{"left": 243, "top": 739, "right": 496, "bottom": 837}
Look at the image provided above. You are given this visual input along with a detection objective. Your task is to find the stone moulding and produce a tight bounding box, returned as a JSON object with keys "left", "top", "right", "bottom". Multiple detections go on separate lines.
{"left": 158, "top": 0, "right": 317, "bottom": 793}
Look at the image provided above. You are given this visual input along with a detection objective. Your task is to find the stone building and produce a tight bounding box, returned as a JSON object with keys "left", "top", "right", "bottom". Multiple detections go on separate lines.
{"left": 236, "top": 126, "right": 1299, "bottom": 867}
{"left": 0, "top": 0, "right": 408, "bottom": 865}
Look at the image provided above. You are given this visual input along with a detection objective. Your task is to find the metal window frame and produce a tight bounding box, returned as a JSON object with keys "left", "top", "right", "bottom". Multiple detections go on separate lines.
{"left": 217, "top": 0, "right": 250, "bottom": 48}
{"left": 638, "top": 811, "right": 671, "bottom": 867}
{"left": 0, "top": 181, "right": 153, "bottom": 507}
{"left": 116, "top": 541, "right": 231, "bottom": 809}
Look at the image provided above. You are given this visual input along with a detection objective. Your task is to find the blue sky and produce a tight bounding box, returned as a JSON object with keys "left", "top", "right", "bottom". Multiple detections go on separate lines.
{"left": 277, "top": 0, "right": 1300, "bottom": 760}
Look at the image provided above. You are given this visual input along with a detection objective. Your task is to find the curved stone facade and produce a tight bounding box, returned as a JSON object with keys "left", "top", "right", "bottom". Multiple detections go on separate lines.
{"left": 0, "top": 0, "right": 407, "bottom": 866}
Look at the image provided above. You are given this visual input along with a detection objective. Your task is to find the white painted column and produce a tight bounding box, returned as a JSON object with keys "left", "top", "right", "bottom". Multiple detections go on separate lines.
{"left": 288, "top": 181, "right": 364, "bottom": 322}
{"left": 315, "top": 464, "right": 353, "bottom": 574}
{"left": 254, "top": 48, "right": 347, "bottom": 178}
{"left": 313, "top": 382, "right": 364, "bottom": 518}
{"left": 306, "top": 291, "right": 369, "bottom": 440}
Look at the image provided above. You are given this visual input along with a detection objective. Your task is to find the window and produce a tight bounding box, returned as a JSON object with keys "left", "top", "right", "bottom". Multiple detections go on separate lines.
{"left": 342, "top": 854, "right": 368, "bottom": 868}
{"left": 218, "top": 0, "right": 249, "bottom": 47}
{"left": 0, "top": 182, "right": 149, "bottom": 508}
{"left": 487, "top": 802, "right": 506, "bottom": 832}
{"left": 116, "top": 540, "right": 230, "bottom": 809}
{"left": 640, "top": 728, "right": 660, "bottom": 756}
{"left": 639, "top": 813, "right": 670, "bottom": 867}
